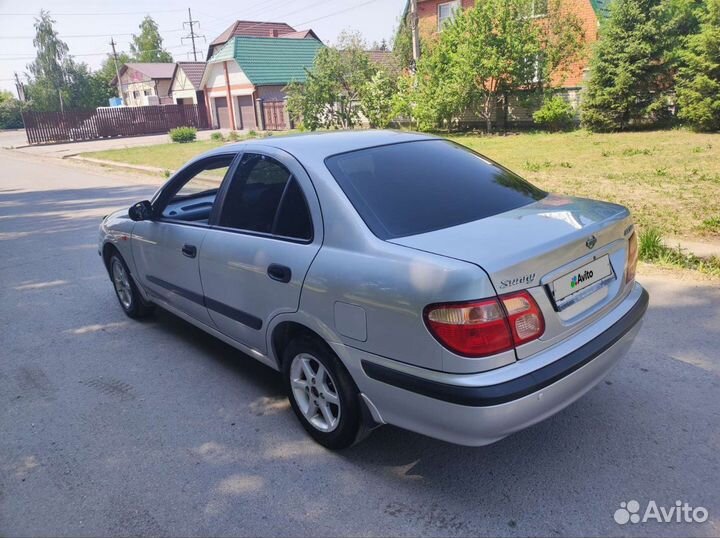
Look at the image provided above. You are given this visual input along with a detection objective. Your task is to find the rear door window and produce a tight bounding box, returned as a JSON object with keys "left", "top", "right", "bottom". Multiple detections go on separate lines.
{"left": 325, "top": 140, "right": 546, "bottom": 239}
{"left": 218, "top": 153, "right": 313, "bottom": 240}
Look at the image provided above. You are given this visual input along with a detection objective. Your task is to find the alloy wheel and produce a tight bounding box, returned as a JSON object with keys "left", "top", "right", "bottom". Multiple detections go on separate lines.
{"left": 289, "top": 353, "right": 341, "bottom": 433}
{"left": 111, "top": 258, "right": 133, "bottom": 310}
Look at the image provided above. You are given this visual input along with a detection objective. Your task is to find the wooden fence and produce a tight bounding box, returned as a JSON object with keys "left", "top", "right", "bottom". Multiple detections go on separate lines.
{"left": 22, "top": 104, "right": 209, "bottom": 145}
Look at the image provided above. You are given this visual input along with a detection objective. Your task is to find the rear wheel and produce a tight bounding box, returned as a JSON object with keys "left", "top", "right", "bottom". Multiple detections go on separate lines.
{"left": 109, "top": 252, "right": 154, "bottom": 319}
{"left": 283, "top": 337, "right": 361, "bottom": 449}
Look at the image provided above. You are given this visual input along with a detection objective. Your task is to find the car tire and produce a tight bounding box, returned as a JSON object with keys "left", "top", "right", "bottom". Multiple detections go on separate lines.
{"left": 108, "top": 251, "right": 154, "bottom": 319}
{"left": 282, "top": 336, "right": 362, "bottom": 450}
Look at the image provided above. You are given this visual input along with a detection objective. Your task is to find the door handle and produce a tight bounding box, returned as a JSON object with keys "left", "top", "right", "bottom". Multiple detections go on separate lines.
{"left": 267, "top": 263, "right": 292, "bottom": 283}
{"left": 182, "top": 244, "right": 197, "bottom": 258}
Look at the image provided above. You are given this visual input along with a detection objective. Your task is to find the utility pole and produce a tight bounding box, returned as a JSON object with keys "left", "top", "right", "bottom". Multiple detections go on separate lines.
{"left": 13, "top": 72, "right": 25, "bottom": 101}
{"left": 182, "top": 8, "right": 205, "bottom": 62}
{"left": 110, "top": 37, "right": 124, "bottom": 102}
{"left": 409, "top": 0, "right": 421, "bottom": 68}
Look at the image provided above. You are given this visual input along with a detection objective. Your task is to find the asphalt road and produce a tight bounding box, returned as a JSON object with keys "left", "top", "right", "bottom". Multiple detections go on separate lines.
{"left": 1, "top": 149, "right": 718, "bottom": 538}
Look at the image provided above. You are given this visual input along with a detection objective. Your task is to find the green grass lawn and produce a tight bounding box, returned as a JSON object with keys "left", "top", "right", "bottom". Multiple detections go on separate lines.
{"left": 448, "top": 130, "right": 720, "bottom": 240}
{"left": 82, "top": 129, "right": 720, "bottom": 241}
{"left": 83, "top": 139, "right": 227, "bottom": 171}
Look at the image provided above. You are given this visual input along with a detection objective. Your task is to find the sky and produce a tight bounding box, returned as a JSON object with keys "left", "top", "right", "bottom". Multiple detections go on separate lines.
{"left": 0, "top": 0, "right": 407, "bottom": 95}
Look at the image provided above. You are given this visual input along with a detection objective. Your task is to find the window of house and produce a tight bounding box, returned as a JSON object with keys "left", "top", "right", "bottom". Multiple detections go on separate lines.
{"left": 527, "top": 0, "right": 548, "bottom": 17}
{"left": 525, "top": 54, "right": 543, "bottom": 83}
{"left": 133, "top": 91, "right": 140, "bottom": 99}
{"left": 144, "top": 89, "right": 151, "bottom": 96}
{"left": 218, "top": 153, "right": 312, "bottom": 240}
{"left": 438, "top": 0, "right": 461, "bottom": 31}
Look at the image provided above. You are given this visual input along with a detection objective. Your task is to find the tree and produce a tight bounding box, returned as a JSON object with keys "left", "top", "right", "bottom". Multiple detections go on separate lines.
{"left": 97, "top": 52, "right": 132, "bottom": 98}
{"left": 0, "top": 90, "right": 26, "bottom": 129}
{"left": 64, "top": 60, "right": 115, "bottom": 108}
{"left": 360, "top": 70, "right": 397, "bottom": 128}
{"left": 676, "top": 0, "right": 720, "bottom": 131}
{"left": 130, "top": 16, "right": 173, "bottom": 63}
{"left": 24, "top": 10, "right": 122, "bottom": 111}
{"left": 25, "top": 10, "right": 70, "bottom": 111}
{"left": 287, "top": 31, "right": 375, "bottom": 130}
{"left": 411, "top": 0, "right": 583, "bottom": 132}
{"left": 392, "top": 16, "right": 414, "bottom": 70}
{"left": 581, "top": 0, "right": 669, "bottom": 131}
{"left": 370, "top": 39, "right": 389, "bottom": 51}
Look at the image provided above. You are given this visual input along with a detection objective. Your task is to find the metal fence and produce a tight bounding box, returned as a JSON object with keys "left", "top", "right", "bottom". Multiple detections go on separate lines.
{"left": 262, "top": 100, "right": 289, "bottom": 131}
{"left": 22, "top": 104, "right": 209, "bottom": 145}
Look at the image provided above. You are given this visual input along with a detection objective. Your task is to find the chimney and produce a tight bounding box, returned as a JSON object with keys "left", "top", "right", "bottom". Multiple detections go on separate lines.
{"left": 270, "top": 29, "right": 279, "bottom": 37}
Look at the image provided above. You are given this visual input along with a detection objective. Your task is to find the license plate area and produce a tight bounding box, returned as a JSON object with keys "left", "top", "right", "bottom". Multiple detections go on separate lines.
{"left": 550, "top": 255, "right": 615, "bottom": 311}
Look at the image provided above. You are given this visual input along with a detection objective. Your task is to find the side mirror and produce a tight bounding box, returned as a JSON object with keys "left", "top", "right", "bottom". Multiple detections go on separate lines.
{"left": 129, "top": 200, "right": 153, "bottom": 221}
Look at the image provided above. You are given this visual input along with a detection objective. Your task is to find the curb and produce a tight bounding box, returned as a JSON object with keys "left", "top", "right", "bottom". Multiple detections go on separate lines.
{"left": 69, "top": 156, "right": 173, "bottom": 175}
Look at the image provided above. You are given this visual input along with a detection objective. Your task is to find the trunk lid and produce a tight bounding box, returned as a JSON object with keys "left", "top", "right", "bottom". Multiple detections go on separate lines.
{"left": 390, "top": 194, "right": 635, "bottom": 357}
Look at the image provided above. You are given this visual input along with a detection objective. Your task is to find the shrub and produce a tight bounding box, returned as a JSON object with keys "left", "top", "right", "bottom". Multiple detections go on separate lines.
{"left": 360, "top": 69, "right": 397, "bottom": 128}
{"left": 247, "top": 130, "right": 258, "bottom": 138}
{"left": 639, "top": 227, "right": 664, "bottom": 260}
{"left": 227, "top": 131, "right": 240, "bottom": 141}
{"left": 533, "top": 96, "right": 576, "bottom": 131}
{"left": 169, "top": 126, "right": 196, "bottom": 143}
{"left": 210, "top": 132, "right": 224, "bottom": 142}
{"left": 0, "top": 91, "right": 25, "bottom": 129}
{"left": 638, "top": 227, "right": 720, "bottom": 276}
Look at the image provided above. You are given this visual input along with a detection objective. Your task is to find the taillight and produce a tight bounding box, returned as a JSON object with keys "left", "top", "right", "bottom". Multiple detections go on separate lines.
{"left": 423, "top": 291, "right": 545, "bottom": 357}
{"left": 626, "top": 232, "right": 638, "bottom": 284}
{"left": 500, "top": 291, "right": 546, "bottom": 346}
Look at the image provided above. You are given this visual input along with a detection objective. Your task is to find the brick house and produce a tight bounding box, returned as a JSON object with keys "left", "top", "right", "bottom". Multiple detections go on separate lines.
{"left": 407, "top": 0, "right": 609, "bottom": 127}
{"left": 200, "top": 36, "right": 324, "bottom": 130}
{"left": 206, "top": 20, "right": 321, "bottom": 59}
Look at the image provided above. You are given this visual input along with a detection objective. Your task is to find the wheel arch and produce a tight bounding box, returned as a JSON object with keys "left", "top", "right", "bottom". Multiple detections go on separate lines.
{"left": 267, "top": 313, "right": 344, "bottom": 369}
{"left": 102, "top": 241, "right": 118, "bottom": 273}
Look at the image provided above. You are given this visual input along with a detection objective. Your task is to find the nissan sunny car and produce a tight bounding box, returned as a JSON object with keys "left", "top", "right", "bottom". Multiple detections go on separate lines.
{"left": 99, "top": 130, "right": 648, "bottom": 449}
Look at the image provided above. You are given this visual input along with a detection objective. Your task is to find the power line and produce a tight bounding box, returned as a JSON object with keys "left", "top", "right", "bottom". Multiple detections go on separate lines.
{"left": 200, "top": 0, "right": 383, "bottom": 43}
{"left": 0, "top": 28, "right": 185, "bottom": 40}
{"left": 0, "top": 9, "right": 187, "bottom": 16}
{"left": 181, "top": 8, "right": 205, "bottom": 62}
{"left": 0, "top": 44, "right": 189, "bottom": 62}
{"left": 293, "top": 0, "right": 386, "bottom": 28}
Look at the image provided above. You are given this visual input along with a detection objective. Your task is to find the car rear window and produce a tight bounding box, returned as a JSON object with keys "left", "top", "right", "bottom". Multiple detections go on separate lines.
{"left": 324, "top": 140, "right": 546, "bottom": 239}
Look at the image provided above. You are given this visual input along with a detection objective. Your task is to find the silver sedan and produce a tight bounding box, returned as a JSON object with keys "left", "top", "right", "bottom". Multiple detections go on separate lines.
{"left": 99, "top": 130, "right": 648, "bottom": 449}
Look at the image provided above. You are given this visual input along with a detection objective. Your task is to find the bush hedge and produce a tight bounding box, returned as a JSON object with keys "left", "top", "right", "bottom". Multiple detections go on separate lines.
{"left": 169, "top": 126, "right": 197, "bottom": 143}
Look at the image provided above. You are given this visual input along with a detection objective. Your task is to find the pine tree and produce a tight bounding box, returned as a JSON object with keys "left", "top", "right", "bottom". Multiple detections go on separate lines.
{"left": 581, "top": 0, "right": 667, "bottom": 131}
{"left": 130, "top": 16, "right": 173, "bottom": 63}
{"left": 676, "top": 0, "right": 720, "bottom": 131}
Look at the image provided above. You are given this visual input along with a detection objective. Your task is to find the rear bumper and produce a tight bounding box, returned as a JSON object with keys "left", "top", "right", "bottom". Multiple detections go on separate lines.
{"left": 339, "top": 283, "right": 648, "bottom": 446}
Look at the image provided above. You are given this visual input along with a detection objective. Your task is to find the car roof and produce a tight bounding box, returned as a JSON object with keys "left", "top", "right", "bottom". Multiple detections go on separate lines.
{"left": 202, "top": 130, "right": 439, "bottom": 162}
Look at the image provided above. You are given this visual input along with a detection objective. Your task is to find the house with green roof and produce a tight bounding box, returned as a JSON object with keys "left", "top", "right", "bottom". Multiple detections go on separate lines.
{"left": 200, "top": 36, "right": 324, "bottom": 130}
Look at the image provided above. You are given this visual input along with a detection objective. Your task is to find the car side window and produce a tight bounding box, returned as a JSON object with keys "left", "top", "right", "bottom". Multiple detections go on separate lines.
{"left": 159, "top": 155, "right": 234, "bottom": 224}
{"left": 218, "top": 153, "right": 312, "bottom": 240}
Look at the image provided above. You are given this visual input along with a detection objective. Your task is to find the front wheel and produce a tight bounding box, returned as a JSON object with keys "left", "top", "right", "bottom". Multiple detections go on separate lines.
{"left": 109, "top": 252, "right": 154, "bottom": 319}
{"left": 283, "top": 337, "right": 361, "bottom": 449}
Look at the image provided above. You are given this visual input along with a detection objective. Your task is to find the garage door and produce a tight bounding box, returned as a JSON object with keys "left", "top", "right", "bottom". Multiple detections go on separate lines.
{"left": 237, "top": 95, "right": 256, "bottom": 130}
{"left": 215, "top": 97, "right": 231, "bottom": 129}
